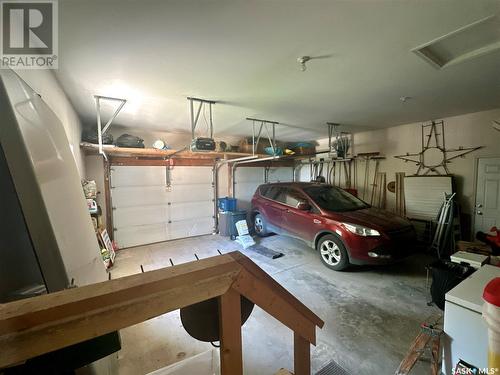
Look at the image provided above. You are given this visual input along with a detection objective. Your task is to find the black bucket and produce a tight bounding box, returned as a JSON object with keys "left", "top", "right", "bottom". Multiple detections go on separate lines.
{"left": 429, "top": 260, "right": 475, "bottom": 310}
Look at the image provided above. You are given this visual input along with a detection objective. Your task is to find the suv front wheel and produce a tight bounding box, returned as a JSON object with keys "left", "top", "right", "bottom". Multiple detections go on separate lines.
{"left": 317, "top": 234, "right": 349, "bottom": 271}
{"left": 253, "top": 213, "right": 269, "bottom": 237}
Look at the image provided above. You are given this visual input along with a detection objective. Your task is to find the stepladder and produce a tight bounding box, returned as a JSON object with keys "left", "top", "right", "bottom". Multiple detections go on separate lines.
{"left": 395, "top": 317, "right": 443, "bottom": 375}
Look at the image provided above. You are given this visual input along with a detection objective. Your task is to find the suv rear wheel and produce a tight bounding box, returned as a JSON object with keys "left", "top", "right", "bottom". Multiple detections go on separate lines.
{"left": 254, "top": 213, "right": 269, "bottom": 237}
{"left": 317, "top": 234, "right": 349, "bottom": 271}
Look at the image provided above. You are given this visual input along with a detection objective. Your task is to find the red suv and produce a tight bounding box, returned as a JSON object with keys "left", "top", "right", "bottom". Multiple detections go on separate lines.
{"left": 251, "top": 182, "right": 416, "bottom": 271}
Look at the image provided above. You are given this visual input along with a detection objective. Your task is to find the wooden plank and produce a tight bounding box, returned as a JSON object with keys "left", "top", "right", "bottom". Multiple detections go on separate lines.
{"left": 232, "top": 269, "right": 317, "bottom": 345}
{"left": 110, "top": 157, "right": 215, "bottom": 167}
{"left": 0, "top": 254, "right": 241, "bottom": 368}
{"left": 80, "top": 142, "right": 262, "bottom": 160}
{"left": 395, "top": 332, "right": 432, "bottom": 375}
{"left": 294, "top": 332, "right": 310, "bottom": 375}
{"left": 0, "top": 251, "right": 323, "bottom": 369}
{"left": 229, "top": 252, "right": 324, "bottom": 329}
{"left": 430, "top": 336, "right": 441, "bottom": 375}
{"left": 219, "top": 288, "right": 243, "bottom": 375}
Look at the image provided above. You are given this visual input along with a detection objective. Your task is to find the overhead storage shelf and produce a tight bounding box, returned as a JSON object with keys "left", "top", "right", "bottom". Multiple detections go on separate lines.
{"left": 80, "top": 142, "right": 262, "bottom": 160}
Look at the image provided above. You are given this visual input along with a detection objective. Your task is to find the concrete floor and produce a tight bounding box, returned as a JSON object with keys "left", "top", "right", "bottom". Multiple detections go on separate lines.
{"left": 110, "top": 233, "right": 440, "bottom": 375}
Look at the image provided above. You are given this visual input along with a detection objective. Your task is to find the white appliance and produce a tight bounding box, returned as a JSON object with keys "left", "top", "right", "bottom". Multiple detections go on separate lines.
{"left": 450, "top": 251, "right": 489, "bottom": 269}
{"left": 442, "top": 265, "right": 500, "bottom": 373}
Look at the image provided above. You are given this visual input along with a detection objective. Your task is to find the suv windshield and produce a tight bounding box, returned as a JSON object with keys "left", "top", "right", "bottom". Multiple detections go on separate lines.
{"left": 303, "top": 185, "right": 369, "bottom": 212}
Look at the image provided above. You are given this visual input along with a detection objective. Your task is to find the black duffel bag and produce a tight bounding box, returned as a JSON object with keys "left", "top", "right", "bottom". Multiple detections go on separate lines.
{"left": 115, "top": 134, "right": 145, "bottom": 148}
{"left": 81, "top": 128, "right": 114, "bottom": 144}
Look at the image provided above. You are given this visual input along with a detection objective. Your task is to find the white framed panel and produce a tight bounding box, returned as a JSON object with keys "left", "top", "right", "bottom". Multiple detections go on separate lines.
{"left": 111, "top": 186, "right": 169, "bottom": 207}
{"left": 169, "top": 166, "right": 213, "bottom": 184}
{"left": 267, "top": 167, "right": 293, "bottom": 182}
{"left": 168, "top": 217, "right": 214, "bottom": 241}
{"left": 113, "top": 205, "right": 169, "bottom": 228}
{"left": 111, "top": 166, "right": 166, "bottom": 187}
{"left": 170, "top": 201, "right": 213, "bottom": 221}
{"left": 234, "top": 167, "right": 265, "bottom": 210}
{"left": 111, "top": 165, "right": 214, "bottom": 248}
{"left": 168, "top": 184, "right": 214, "bottom": 203}
{"left": 114, "top": 223, "right": 168, "bottom": 249}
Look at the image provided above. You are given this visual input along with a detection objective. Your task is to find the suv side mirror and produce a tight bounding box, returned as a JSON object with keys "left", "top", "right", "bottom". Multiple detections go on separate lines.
{"left": 297, "top": 201, "right": 311, "bottom": 211}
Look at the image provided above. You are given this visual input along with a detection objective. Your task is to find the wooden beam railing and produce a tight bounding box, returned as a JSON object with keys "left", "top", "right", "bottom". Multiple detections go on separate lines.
{"left": 0, "top": 251, "right": 324, "bottom": 375}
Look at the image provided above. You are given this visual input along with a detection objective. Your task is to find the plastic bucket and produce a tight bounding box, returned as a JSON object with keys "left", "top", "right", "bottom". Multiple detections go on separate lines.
{"left": 483, "top": 277, "right": 500, "bottom": 368}
{"left": 217, "top": 197, "right": 237, "bottom": 212}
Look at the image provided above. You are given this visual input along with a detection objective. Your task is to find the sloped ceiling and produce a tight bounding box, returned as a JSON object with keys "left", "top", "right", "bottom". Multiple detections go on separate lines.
{"left": 55, "top": 0, "right": 500, "bottom": 140}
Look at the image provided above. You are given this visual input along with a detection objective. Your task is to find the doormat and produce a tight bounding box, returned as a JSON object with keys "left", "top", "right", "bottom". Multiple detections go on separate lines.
{"left": 315, "top": 360, "right": 351, "bottom": 375}
{"left": 248, "top": 245, "right": 284, "bottom": 259}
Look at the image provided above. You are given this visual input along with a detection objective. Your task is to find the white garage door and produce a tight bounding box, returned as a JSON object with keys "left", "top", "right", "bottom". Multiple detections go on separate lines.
{"left": 111, "top": 166, "right": 214, "bottom": 249}
{"left": 234, "top": 167, "right": 293, "bottom": 210}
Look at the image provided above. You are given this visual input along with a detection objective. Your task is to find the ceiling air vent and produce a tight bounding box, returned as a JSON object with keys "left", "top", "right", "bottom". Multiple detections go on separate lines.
{"left": 412, "top": 14, "right": 500, "bottom": 69}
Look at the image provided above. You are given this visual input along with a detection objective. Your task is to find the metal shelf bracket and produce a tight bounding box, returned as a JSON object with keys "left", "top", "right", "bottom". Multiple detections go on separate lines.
{"left": 246, "top": 117, "right": 279, "bottom": 156}
{"left": 188, "top": 97, "right": 216, "bottom": 141}
{"left": 94, "top": 95, "right": 127, "bottom": 160}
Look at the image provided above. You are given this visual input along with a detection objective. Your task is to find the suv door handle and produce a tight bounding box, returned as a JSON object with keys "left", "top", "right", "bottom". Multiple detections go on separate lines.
{"left": 313, "top": 219, "right": 322, "bottom": 224}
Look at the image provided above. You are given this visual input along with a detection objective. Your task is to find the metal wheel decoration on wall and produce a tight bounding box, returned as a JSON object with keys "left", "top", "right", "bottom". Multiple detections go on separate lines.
{"left": 394, "top": 120, "right": 482, "bottom": 175}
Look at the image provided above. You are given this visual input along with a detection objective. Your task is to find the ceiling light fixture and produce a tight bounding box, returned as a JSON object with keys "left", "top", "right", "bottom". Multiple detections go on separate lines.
{"left": 297, "top": 56, "right": 311, "bottom": 71}
{"left": 297, "top": 54, "right": 334, "bottom": 71}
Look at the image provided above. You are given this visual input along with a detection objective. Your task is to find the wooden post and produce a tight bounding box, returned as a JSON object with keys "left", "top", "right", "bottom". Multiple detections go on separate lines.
{"left": 294, "top": 332, "right": 310, "bottom": 375}
{"left": 219, "top": 288, "right": 243, "bottom": 375}
{"left": 103, "top": 158, "right": 113, "bottom": 240}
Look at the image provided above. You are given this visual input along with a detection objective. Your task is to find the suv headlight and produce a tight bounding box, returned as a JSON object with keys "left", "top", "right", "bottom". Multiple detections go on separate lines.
{"left": 343, "top": 223, "right": 380, "bottom": 237}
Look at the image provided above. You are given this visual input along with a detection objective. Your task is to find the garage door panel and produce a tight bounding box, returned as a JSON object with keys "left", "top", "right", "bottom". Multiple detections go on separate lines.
{"left": 235, "top": 167, "right": 264, "bottom": 210}
{"left": 111, "top": 165, "right": 215, "bottom": 248}
{"left": 268, "top": 167, "right": 293, "bottom": 182}
{"left": 113, "top": 205, "right": 168, "bottom": 228}
{"left": 115, "top": 223, "right": 167, "bottom": 249}
{"left": 112, "top": 186, "right": 168, "bottom": 207}
{"left": 170, "top": 166, "right": 213, "bottom": 184}
{"left": 170, "top": 201, "right": 213, "bottom": 221}
{"left": 168, "top": 185, "right": 213, "bottom": 202}
{"left": 168, "top": 217, "right": 214, "bottom": 240}
{"left": 111, "top": 166, "right": 165, "bottom": 187}
{"left": 236, "top": 167, "right": 264, "bottom": 183}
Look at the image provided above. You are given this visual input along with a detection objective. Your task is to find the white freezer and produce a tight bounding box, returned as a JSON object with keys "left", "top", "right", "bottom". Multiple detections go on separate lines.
{"left": 442, "top": 264, "right": 500, "bottom": 373}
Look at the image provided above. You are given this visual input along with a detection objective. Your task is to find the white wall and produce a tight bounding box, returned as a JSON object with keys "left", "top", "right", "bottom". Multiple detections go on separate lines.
{"left": 318, "top": 108, "right": 500, "bottom": 218}
{"left": 14, "top": 70, "right": 85, "bottom": 176}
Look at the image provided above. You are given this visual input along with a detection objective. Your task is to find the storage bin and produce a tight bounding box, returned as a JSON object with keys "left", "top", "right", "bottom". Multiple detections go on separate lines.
{"left": 217, "top": 197, "right": 237, "bottom": 212}
{"left": 219, "top": 211, "right": 247, "bottom": 239}
{"left": 429, "top": 260, "right": 475, "bottom": 310}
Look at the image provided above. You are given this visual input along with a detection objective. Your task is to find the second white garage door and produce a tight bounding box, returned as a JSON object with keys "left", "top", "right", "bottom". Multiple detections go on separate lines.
{"left": 111, "top": 165, "right": 214, "bottom": 249}
{"left": 234, "top": 167, "right": 293, "bottom": 210}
